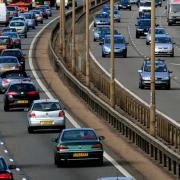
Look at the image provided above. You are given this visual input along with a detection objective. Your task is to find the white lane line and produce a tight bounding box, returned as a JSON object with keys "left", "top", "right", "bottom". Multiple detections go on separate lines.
{"left": 29, "top": 14, "right": 134, "bottom": 179}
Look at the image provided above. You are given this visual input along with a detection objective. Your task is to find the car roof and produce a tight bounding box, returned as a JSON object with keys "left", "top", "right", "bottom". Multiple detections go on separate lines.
{"left": 105, "top": 34, "right": 124, "bottom": 38}
{"left": 9, "top": 81, "right": 34, "bottom": 86}
{"left": 33, "top": 99, "right": 59, "bottom": 103}
{"left": 2, "top": 48, "right": 22, "bottom": 52}
{"left": 97, "top": 177, "right": 133, "bottom": 180}
{"left": 0, "top": 56, "right": 18, "bottom": 59}
{"left": 155, "top": 34, "right": 170, "bottom": 38}
{"left": 0, "top": 36, "right": 9, "bottom": 38}
{"left": 62, "top": 128, "right": 95, "bottom": 132}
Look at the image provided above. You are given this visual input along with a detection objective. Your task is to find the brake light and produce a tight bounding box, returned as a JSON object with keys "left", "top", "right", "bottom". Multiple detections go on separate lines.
{"left": 2, "top": 79, "right": 9, "bottom": 85}
{"left": 13, "top": 11, "right": 16, "bottom": 14}
{"left": 0, "top": 173, "right": 12, "bottom": 179}
{"left": 16, "top": 38, "right": 21, "bottom": 43}
{"left": 15, "top": 65, "right": 21, "bottom": 70}
{"left": 29, "top": 112, "right": 36, "bottom": 117}
{"left": 27, "top": 91, "right": 39, "bottom": 95}
{"left": 7, "top": 91, "right": 18, "bottom": 95}
{"left": 92, "top": 144, "right": 102, "bottom": 149}
{"left": 57, "top": 145, "right": 69, "bottom": 150}
{"left": 59, "top": 111, "right": 65, "bottom": 117}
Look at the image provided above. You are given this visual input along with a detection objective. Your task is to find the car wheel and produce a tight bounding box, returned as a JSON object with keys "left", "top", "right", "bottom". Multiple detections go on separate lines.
{"left": 102, "top": 52, "right": 106, "bottom": 57}
{"left": 56, "top": 5, "right": 59, "bottom": 10}
{"left": 146, "top": 41, "right": 149, "bottom": 45}
{"left": 24, "top": 34, "right": 27, "bottom": 38}
{"left": 139, "top": 80, "right": 144, "bottom": 89}
{"left": 96, "top": 157, "right": 103, "bottom": 166}
{"left": 4, "top": 103, "right": 10, "bottom": 112}
{"left": 35, "top": 21, "right": 38, "bottom": 26}
{"left": 32, "top": 26, "right": 35, "bottom": 29}
{"left": 46, "top": 15, "right": 48, "bottom": 19}
{"left": 41, "top": 20, "right": 43, "bottom": 24}
{"left": 129, "top": 7, "right": 131, "bottom": 10}
{"left": 28, "top": 127, "right": 33, "bottom": 133}
{"left": 166, "top": 81, "right": 171, "bottom": 90}
{"left": 123, "top": 53, "right": 127, "bottom": 58}
{"left": 170, "top": 51, "right": 174, "bottom": 57}
{"left": 136, "top": 33, "right": 139, "bottom": 39}
{"left": 168, "top": 22, "right": 172, "bottom": 26}
{"left": 93, "top": 38, "right": 96, "bottom": 42}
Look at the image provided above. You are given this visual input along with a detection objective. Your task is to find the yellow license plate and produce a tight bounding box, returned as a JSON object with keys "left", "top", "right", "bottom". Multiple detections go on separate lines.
{"left": 17, "top": 100, "right": 29, "bottom": 104}
{"left": 73, "top": 152, "right": 88, "bottom": 157}
{"left": 0, "top": 45, "right": 6, "bottom": 49}
{"left": 40, "top": 121, "right": 54, "bottom": 125}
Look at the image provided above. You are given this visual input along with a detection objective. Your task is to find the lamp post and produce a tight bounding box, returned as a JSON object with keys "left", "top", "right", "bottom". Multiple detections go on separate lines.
{"left": 85, "top": 0, "right": 90, "bottom": 87}
{"left": 110, "top": 0, "right": 115, "bottom": 107}
{"left": 72, "top": 0, "right": 76, "bottom": 74}
{"left": 150, "top": 0, "right": 156, "bottom": 136}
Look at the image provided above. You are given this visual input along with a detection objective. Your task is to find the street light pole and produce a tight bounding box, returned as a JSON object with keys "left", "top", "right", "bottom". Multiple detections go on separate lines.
{"left": 85, "top": 0, "right": 90, "bottom": 87}
{"left": 72, "top": 0, "right": 76, "bottom": 74}
{"left": 60, "top": 0, "right": 63, "bottom": 51}
{"left": 150, "top": 0, "right": 156, "bottom": 136}
{"left": 62, "top": 0, "right": 66, "bottom": 60}
{"left": 110, "top": 0, "right": 115, "bottom": 107}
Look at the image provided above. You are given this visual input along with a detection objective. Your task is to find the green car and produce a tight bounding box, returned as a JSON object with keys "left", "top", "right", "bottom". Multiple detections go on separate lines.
{"left": 52, "top": 128, "right": 105, "bottom": 167}
{"left": 2, "top": 32, "right": 21, "bottom": 49}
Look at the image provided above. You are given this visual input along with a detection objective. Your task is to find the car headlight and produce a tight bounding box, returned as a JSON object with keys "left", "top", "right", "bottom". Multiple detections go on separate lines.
{"left": 162, "top": 77, "right": 169, "bottom": 80}
{"left": 137, "top": 28, "right": 143, "bottom": 31}
{"left": 142, "top": 76, "right": 150, "bottom": 80}
{"left": 104, "top": 46, "right": 111, "bottom": 52}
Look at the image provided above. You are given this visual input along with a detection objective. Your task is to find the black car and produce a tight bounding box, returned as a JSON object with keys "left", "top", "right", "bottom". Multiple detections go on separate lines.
{"left": 118, "top": 0, "right": 131, "bottom": 10}
{"left": 1, "top": 49, "right": 26, "bottom": 71}
{"left": 135, "top": 18, "right": 151, "bottom": 38}
{"left": 0, "top": 156, "right": 15, "bottom": 180}
{"left": 35, "top": 7, "right": 48, "bottom": 19}
{"left": 4, "top": 82, "right": 40, "bottom": 111}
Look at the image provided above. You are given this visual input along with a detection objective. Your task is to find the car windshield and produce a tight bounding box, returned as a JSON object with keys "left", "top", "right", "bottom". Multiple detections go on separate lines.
{"left": 171, "top": 4, "right": 180, "bottom": 13}
{"left": 3, "top": 33, "right": 18, "bottom": 38}
{"left": 4, "top": 72, "right": 27, "bottom": 79}
{"left": 149, "top": 28, "right": 166, "bottom": 34}
{"left": 9, "top": 84, "right": 35, "bottom": 92}
{"left": 96, "top": 27, "right": 109, "bottom": 33}
{"left": 0, "top": 58, "right": 17, "bottom": 63}
{"left": 144, "top": 62, "right": 167, "bottom": 72}
{"left": 2, "top": 51, "right": 21, "bottom": 57}
{"left": 10, "top": 21, "right": 24, "bottom": 27}
{"left": 155, "top": 37, "right": 171, "bottom": 43}
{"left": 24, "top": 14, "right": 31, "bottom": 19}
{"left": 32, "top": 102, "right": 61, "bottom": 111}
{"left": 96, "top": 13, "right": 109, "bottom": 18}
{"left": 114, "top": 11, "right": 119, "bottom": 15}
{"left": 0, "top": 38, "right": 9, "bottom": 44}
{"left": 0, "top": 159, "right": 7, "bottom": 171}
{"left": 62, "top": 130, "right": 97, "bottom": 141}
{"left": 105, "top": 37, "right": 125, "bottom": 44}
{"left": 139, "top": 20, "right": 150, "bottom": 26}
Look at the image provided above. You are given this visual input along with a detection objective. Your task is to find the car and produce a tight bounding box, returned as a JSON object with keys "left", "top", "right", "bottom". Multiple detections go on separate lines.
{"left": 101, "top": 4, "right": 110, "bottom": 14}
{"left": 3, "top": 81, "right": 40, "bottom": 111}
{"left": 135, "top": 18, "right": 151, "bottom": 38}
{"left": 138, "top": 0, "right": 151, "bottom": 13}
{"left": 93, "top": 25, "right": 110, "bottom": 42}
{"left": 129, "top": 0, "right": 138, "bottom": 4}
{"left": 1, "top": 28, "right": 17, "bottom": 33}
{"left": 138, "top": 11, "right": 151, "bottom": 19}
{"left": 27, "top": 99, "right": 66, "bottom": 133}
{"left": 0, "top": 56, "right": 22, "bottom": 74}
{"left": 155, "top": 34, "right": 175, "bottom": 57}
{"left": 7, "top": 6, "right": 19, "bottom": 19}
{"left": 97, "top": 177, "right": 133, "bottom": 180}
{"left": 31, "top": 10, "right": 43, "bottom": 24}
{"left": 9, "top": 20, "right": 28, "bottom": 38}
{"left": 22, "top": 12, "right": 36, "bottom": 29}
{"left": 1, "top": 49, "right": 26, "bottom": 71}
{"left": 52, "top": 128, "right": 105, "bottom": 166}
{"left": 0, "top": 156, "right": 15, "bottom": 180}
{"left": 39, "top": 5, "right": 52, "bottom": 17}
{"left": 35, "top": 7, "right": 48, "bottom": 19}
{"left": 138, "top": 59, "right": 172, "bottom": 89}
{"left": 0, "top": 70, "right": 31, "bottom": 93}
{"left": 11, "top": 16, "right": 28, "bottom": 29}
{"left": 2, "top": 32, "right": 21, "bottom": 49}
{"left": 105, "top": 10, "right": 121, "bottom": 22}
{"left": 99, "top": 28, "right": 119, "bottom": 45}
{"left": 118, "top": 0, "right": 131, "bottom": 10}
{"left": 146, "top": 27, "right": 167, "bottom": 45}
{"left": 0, "top": 36, "right": 14, "bottom": 52}
{"left": 102, "top": 34, "right": 128, "bottom": 58}
{"left": 94, "top": 13, "right": 110, "bottom": 27}
{"left": 155, "top": 0, "right": 162, "bottom": 7}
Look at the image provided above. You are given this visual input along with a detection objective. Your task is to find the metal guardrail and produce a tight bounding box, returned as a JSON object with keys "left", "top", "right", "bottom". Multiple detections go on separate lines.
{"left": 48, "top": 0, "right": 180, "bottom": 178}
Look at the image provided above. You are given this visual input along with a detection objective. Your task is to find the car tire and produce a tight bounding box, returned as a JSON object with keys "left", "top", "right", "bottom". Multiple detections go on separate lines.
{"left": 32, "top": 26, "right": 35, "bottom": 29}
{"left": 41, "top": 20, "right": 43, "bottom": 24}
{"left": 24, "top": 34, "right": 27, "bottom": 38}
{"left": 123, "top": 52, "right": 127, "bottom": 58}
{"left": 46, "top": 16, "right": 48, "bottom": 19}
{"left": 146, "top": 41, "right": 149, "bottom": 45}
{"left": 136, "top": 33, "right": 139, "bottom": 39}
{"left": 4, "top": 103, "right": 10, "bottom": 112}
{"left": 168, "top": 22, "right": 172, "bottom": 26}
{"left": 93, "top": 38, "right": 96, "bottom": 42}
{"left": 35, "top": 21, "right": 38, "bottom": 26}
{"left": 102, "top": 52, "right": 106, "bottom": 57}
{"left": 129, "top": 7, "right": 131, "bottom": 11}
{"left": 28, "top": 127, "right": 33, "bottom": 133}
{"left": 97, "top": 157, "right": 103, "bottom": 166}
{"left": 170, "top": 51, "right": 174, "bottom": 57}
{"left": 139, "top": 80, "right": 144, "bottom": 89}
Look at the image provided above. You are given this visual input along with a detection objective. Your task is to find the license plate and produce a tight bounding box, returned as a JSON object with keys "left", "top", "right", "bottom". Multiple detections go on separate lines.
{"left": 40, "top": 121, "right": 54, "bottom": 125}
{"left": 0, "top": 45, "right": 6, "bottom": 49}
{"left": 17, "top": 100, "right": 29, "bottom": 104}
{"left": 2, "top": 66, "right": 12, "bottom": 70}
{"left": 73, "top": 152, "right": 88, "bottom": 157}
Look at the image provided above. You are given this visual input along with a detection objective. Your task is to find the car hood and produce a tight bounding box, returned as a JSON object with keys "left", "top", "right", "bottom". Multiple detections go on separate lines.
{"left": 142, "top": 71, "right": 169, "bottom": 78}
{"left": 155, "top": 43, "right": 172, "bottom": 49}
{"left": 104, "top": 43, "right": 126, "bottom": 49}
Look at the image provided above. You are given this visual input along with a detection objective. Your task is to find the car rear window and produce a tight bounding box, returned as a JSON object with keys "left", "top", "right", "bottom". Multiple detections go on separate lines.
{"left": 24, "top": 14, "right": 32, "bottom": 19}
{"left": 32, "top": 102, "right": 61, "bottom": 111}
{"left": 0, "top": 37, "right": 9, "bottom": 44}
{"left": 10, "top": 21, "right": 24, "bottom": 26}
{"left": 2, "top": 50, "right": 21, "bottom": 57}
{"left": 9, "top": 84, "right": 36, "bottom": 92}
{"left": 62, "top": 130, "right": 97, "bottom": 141}
{"left": 0, "top": 58, "right": 18, "bottom": 63}
{"left": 3, "top": 32, "right": 18, "bottom": 38}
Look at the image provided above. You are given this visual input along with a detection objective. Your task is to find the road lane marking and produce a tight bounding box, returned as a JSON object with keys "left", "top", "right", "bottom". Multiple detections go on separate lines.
{"left": 29, "top": 12, "right": 135, "bottom": 179}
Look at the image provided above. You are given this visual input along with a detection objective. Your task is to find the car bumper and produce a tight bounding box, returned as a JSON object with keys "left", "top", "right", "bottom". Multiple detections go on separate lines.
{"left": 137, "top": 30, "right": 148, "bottom": 36}
{"left": 142, "top": 80, "right": 170, "bottom": 87}
{"left": 103, "top": 49, "right": 126, "bottom": 56}
{"left": 155, "top": 50, "right": 173, "bottom": 55}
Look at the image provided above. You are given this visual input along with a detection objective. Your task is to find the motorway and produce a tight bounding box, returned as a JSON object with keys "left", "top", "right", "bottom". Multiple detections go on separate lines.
{"left": 90, "top": 2, "right": 180, "bottom": 123}
{"left": 0, "top": 7, "right": 134, "bottom": 180}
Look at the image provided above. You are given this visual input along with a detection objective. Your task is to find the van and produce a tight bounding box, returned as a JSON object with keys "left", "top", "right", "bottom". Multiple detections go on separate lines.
{"left": 0, "top": 3, "right": 9, "bottom": 26}
{"left": 55, "top": 0, "right": 69, "bottom": 10}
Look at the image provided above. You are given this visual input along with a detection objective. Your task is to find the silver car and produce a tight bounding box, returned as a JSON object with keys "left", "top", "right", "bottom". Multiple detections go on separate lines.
{"left": 27, "top": 99, "right": 66, "bottom": 133}
{"left": 155, "top": 34, "right": 174, "bottom": 57}
{"left": 0, "top": 56, "right": 22, "bottom": 74}
{"left": 23, "top": 13, "right": 36, "bottom": 29}
{"left": 9, "top": 20, "right": 28, "bottom": 38}
{"left": 93, "top": 25, "right": 110, "bottom": 41}
{"left": 94, "top": 13, "right": 110, "bottom": 27}
{"left": 146, "top": 27, "right": 167, "bottom": 45}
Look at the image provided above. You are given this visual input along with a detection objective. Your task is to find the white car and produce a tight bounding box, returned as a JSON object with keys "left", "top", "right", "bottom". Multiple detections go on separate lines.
{"left": 138, "top": 1, "right": 151, "bottom": 13}
{"left": 27, "top": 99, "right": 66, "bottom": 133}
{"left": 56, "top": 0, "right": 69, "bottom": 9}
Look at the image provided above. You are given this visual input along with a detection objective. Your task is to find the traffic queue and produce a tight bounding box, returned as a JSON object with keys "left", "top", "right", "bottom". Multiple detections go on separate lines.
{"left": 92, "top": 0, "right": 174, "bottom": 90}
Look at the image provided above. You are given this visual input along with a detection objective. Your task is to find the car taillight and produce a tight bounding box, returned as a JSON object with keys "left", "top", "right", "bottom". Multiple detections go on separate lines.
{"left": 16, "top": 38, "right": 21, "bottom": 43}
{"left": 7, "top": 91, "right": 18, "bottom": 95}
{"left": 27, "top": 91, "right": 39, "bottom": 95}
{"left": 92, "top": 144, "right": 102, "bottom": 149}
{"left": 15, "top": 65, "right": 21, "bottom": 70}
{"left": 59, "top": 111, "right": 65, "bottom": 117}
{"left": 0, "top": 172, "right": 12, "bottom": 179}
{"left": 57, "top": 145, "right": 69, "bottom": 150}
{"left": 29, "top": 112, "right": 36, "bottom": 117}
{"left": 2, "top": 79, "right": 9, "bottom": 85}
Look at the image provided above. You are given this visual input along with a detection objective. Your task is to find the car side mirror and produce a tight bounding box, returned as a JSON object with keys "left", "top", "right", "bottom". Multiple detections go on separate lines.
{"left": 51, "top": 138, "right": 58, "bottom": 143}
{"left": 138, "top": 70, "right": 142, "bottom": 73}
{"left": 99, "top": 136, "right": 105, "bottom": 141}
{"left": 8, "top": 165, "right": 16, "bottom": 169}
